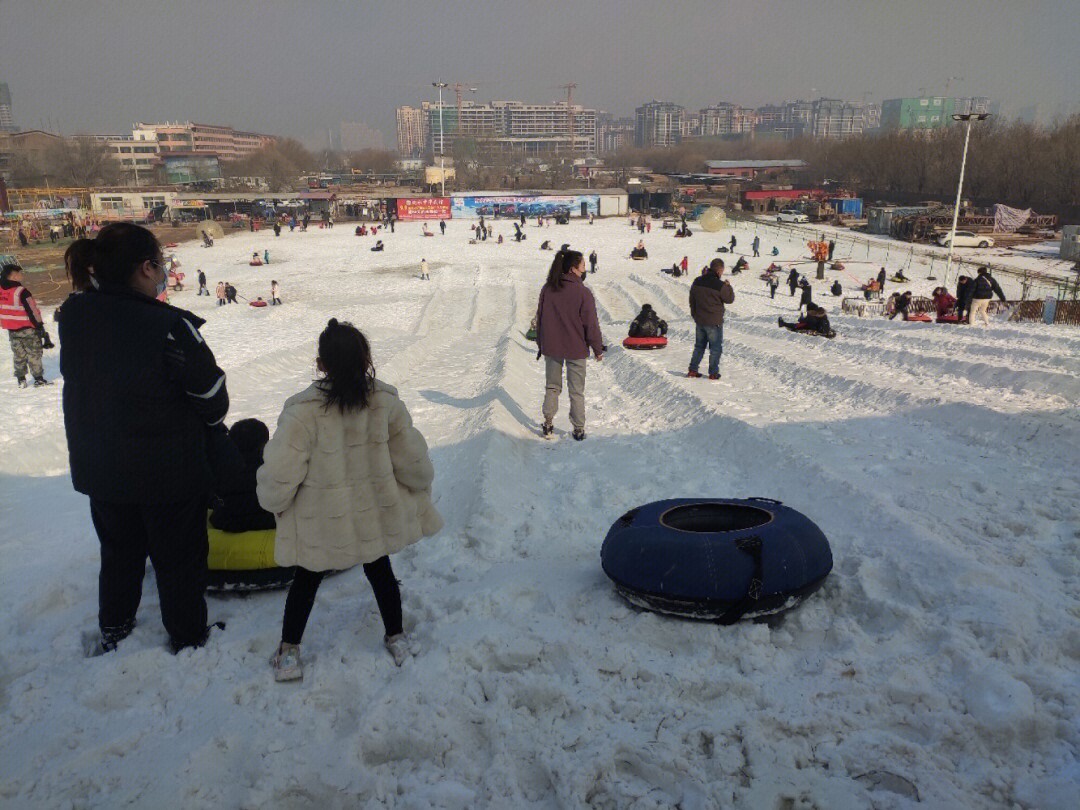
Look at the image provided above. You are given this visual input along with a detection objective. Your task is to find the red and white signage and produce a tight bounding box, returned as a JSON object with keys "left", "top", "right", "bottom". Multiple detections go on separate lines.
{"left": 396, "top": 198, "right": 451, "bottom": 221}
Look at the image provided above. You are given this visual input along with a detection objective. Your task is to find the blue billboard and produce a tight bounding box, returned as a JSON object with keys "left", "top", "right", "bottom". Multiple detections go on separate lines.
{"left": 451, "top": 194, "right": 599, "bottom": 219}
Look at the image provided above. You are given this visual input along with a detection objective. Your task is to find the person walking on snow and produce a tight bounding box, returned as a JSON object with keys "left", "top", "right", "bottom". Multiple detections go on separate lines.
{"left": 729, "top": 234, "right": 737, "bottom": 254}
{"left": 216, "top": 281, "right": 226, "bottom": 307}
{"left": 589, "top": 250, "right": 598, "bottom": 274}
{"left": 439, "top": 220, "right": 446, "bottom": 235}
{"left": 787, "top": 267, "right": 800, "bottom": 296}
{"left": 752, "top": 235, "right": 760, "bottom": 257}
{"left": 969, "top": 266, "right": 1006, "bottom": 326}
{"left": 420, "top": 259, "right": 429, "bottom": 280}
{"left": 1, "top": 264, "right": 50, "bottom": 387}
{"left": 271, "top": 280, "right": 281, "bottom": 305}
{"left": 877, "top": 266, "right": 887, "bottom": 295}
{"left": 687, "top": 258, "right": 735, "bottom": 381}
{"left": 535, "top": 250, "right": 605, "bottom": 441}
{"left": 258, "top": 318, "right": 443, "bottom": 680}
{"left": 197, "top": 269, "right": 208, "bottom": 295}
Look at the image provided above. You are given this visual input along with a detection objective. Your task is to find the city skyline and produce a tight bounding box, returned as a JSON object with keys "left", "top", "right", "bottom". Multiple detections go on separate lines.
{"left": 1, "top": 0, "right": 1077, "bottom": 147}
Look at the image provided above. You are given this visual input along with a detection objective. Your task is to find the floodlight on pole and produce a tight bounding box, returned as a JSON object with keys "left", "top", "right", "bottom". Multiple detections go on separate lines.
{"left": 936, "top": 112, "right": 990, "bottom": 283}
{"left": 433, "top": 82, "right": 449, "bottom": 196}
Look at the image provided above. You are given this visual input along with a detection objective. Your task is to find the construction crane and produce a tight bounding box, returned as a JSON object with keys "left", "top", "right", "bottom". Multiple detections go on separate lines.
{"left": 559, "top": 82, "right": 577, "bottom": 153}
{"left": 452, "top": 83, "right": 478, "bottom": 136}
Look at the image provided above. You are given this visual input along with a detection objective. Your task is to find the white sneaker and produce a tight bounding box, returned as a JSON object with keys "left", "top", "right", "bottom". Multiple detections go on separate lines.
{"left": 383, "top": 633, "right": 419, "bottom": 666}
{"left": 270, "top": 643, "right": 303, "bottom": 682}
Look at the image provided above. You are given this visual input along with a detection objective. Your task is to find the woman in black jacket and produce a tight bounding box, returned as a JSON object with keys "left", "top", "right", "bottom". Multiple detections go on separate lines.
{"left": 59, "top": 223, "right": 229, "bottom": 656}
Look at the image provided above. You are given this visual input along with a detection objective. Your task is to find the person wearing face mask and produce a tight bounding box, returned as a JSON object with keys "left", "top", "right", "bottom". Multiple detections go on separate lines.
{"left": 58, "top": 222, "right": 230, "bottom": 657}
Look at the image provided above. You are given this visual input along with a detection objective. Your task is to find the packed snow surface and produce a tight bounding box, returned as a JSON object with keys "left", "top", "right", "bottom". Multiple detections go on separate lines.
{"left": 2, "top": 216, "right": 1078, "bottom": 809}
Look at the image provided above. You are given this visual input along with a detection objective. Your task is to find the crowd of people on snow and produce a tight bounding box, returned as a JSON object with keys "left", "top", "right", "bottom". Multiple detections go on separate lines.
{"left": 5, "top": 217, "right": 1023, "bottom": 686}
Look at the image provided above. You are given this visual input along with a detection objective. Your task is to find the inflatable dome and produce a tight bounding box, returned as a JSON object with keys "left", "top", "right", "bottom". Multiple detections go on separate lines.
{"left": 601, "top": 498, "right": 832, "bottom": 623}
{"left": 699, "top": 208, "right": 726, "bottom": 233}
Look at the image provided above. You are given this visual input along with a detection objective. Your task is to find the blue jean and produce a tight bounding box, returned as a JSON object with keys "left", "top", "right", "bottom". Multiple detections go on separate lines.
{"left": 689, "top": 324, "right": 723, "bottom": 376}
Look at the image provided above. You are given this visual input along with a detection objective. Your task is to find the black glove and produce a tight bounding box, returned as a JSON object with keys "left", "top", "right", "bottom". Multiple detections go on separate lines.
{"left": 536, "top": 349, "right": 542, "bottom": 361}
{"left": 39, "top": 327, "right": 55, "bottom": 350}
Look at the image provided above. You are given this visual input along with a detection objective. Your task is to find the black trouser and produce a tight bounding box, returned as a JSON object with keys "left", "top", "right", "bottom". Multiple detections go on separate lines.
{"left": 281, "top": 556, "right": 402, "bottom": 645}
{"left": 90, "top": 496, "right": 209, "bottom": 650}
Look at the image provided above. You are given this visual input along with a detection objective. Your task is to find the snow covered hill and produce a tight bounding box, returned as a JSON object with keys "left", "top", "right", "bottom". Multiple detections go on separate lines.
{"left": 1, "top": 217, "right": 1077, "bottom": 809}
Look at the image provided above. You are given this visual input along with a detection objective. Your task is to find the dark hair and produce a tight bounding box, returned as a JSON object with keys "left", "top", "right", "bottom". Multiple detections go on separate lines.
{"left": 1, "top": 264, "right": 23, "bottom": 281}
{"left": 545, "top": 249, "right": 584, "bottom": 290}
{"left": 88, "top": 222, "right": 161, "bottom": 286}
{"left": 229, "top": 418, "right": 270, "bottom": 467}
{"left": 317, "top": 318, "right": 375, "bottom": 412}
{"left": 64, "top": 240, "right": 96, "bottom": 291}
{"left": 709, "top": 258, "right": 725, "bottom": 274}
{"left": 977, "top": 266, "right": 988, "bottom": 275}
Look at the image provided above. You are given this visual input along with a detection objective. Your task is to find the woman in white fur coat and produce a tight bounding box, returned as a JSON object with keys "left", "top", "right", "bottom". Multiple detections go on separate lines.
{"left": 257, "top": 319, "right": 443, "bottom": 681}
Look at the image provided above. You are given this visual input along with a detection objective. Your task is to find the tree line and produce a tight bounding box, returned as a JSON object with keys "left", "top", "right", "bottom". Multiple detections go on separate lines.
{"left": 608, "top": 116, "right": 1080, "bottom": 220}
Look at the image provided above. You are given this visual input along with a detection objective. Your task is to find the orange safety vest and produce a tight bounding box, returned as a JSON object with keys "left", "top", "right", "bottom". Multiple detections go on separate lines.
{"left": 0, "top": 284, "right": 40, "bottom": 331}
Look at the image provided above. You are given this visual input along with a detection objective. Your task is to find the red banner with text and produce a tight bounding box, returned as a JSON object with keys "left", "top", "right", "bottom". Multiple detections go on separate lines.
{"left": 396, "top": 198, "right": 451, "bottom": 221}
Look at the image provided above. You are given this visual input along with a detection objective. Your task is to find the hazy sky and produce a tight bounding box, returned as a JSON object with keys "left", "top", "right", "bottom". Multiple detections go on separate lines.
{"left": 2, "top": 0, "right": 1076, "bottom": 147}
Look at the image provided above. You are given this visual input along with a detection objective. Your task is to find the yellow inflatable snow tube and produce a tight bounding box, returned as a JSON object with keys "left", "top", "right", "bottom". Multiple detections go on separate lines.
{"left": 206, "top": 520, "right": 294, "bottom": 591}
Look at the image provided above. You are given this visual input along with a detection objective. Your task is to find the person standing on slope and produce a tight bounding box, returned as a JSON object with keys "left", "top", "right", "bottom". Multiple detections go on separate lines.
{"left": 58, "top": 223, "right": 230, "bottom": 655}
{"left": 535, "top": 249, "right": 605, "bottom": 441}
{"left": 258, "top": 319, "right": 443, "bottom": 680}
{"left": 1, "top": 264, "right": 50, "bottom": 387}
{"left": 687, "top": 258, "right": 735, "bottom": 381}
{"left": 969, "top": 266, "right": 1006, "bottom": 326}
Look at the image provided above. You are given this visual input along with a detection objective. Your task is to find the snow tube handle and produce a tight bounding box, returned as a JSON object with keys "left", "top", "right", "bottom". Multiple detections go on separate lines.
{"left": 715, "top": 534, "right": 765, "bottom": 626}
{"left": 748, "top": 496, "right": 782, "bottom": 506}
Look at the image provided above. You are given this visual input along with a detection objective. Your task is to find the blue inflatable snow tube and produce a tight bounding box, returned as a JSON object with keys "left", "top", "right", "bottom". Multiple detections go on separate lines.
{"left": 601, "top": 498, "right": 832, "bottom": 623}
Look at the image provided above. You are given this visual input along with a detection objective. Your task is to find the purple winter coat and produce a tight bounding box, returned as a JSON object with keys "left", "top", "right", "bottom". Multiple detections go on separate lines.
{"left": 535, "top": 273, "right": 605, "bottom": 360}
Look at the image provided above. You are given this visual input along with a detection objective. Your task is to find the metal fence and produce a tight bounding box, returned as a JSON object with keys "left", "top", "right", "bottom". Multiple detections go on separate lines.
{"left": 841, "top": 296, "right": 1080, "bottom": 326}
{"left": 728, "top": 211, "right": 1079, "bottom": 301}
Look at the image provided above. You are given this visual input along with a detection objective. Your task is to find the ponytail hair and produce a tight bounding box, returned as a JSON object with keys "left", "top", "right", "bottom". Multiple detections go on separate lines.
{"left": 544, "top": 249, "right": 584, "bottom": 290}
{"left": 317, "top": 318, "right": 375, "bottom": 412}
{"left": 65, "top": 239, "right": 97, "bottom": 292}
{"left": 90, "top": 222, "right": 160, "bottom": 286}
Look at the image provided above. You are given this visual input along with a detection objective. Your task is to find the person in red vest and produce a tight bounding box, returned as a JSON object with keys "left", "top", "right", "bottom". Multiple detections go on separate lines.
{"left": 1, "top": 264, "right": 49, "bottom": 388}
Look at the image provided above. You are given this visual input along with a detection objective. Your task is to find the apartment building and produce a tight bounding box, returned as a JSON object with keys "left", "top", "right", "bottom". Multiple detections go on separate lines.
{"left": 407, "top": 99, "right": 598, "bottom": 156}
{"left": 699, "top": 103, "right": 756, "bottom": 137}
{"left": 634, "top": 101, "right": 684, "bottom": 148}
{"left": 396, "top": 106, "right": 428, "bottom": 156}
{"left": 133, "top": 122, "right": 273, "bottom": 161}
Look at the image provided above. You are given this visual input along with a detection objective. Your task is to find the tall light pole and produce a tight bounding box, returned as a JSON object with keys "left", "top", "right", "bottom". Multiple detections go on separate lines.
{"left": 432, "top": 81, "right": 448, "bottom": 196}
{"left": 939, "top": 112, "right": 991, "bottom": 283}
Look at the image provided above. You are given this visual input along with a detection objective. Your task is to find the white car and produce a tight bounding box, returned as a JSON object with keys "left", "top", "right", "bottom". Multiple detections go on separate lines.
{"left": 937, "top": 230, "right": 994, "bottom": 249}
{"left": 776, "top": 209, "right": 809, "bottom": 223}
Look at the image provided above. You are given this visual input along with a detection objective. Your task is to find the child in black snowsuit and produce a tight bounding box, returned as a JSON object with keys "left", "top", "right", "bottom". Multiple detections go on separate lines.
{"left": 798, "top": 279, "right": 814, "bottom": 315}
{"left": 210, "top": 419, "right": 276, "bottom": 533}
{"left": 787, "top": 268, "right": 800, "bottom": 296}
{"left": 628, "top": 304, "right": 667, "bottom": 338}
{"left": 779, "top": 306, "right": 835, "bottom": 338}
{"left": 889, "top": 291, "right": 914, "bottom": 320}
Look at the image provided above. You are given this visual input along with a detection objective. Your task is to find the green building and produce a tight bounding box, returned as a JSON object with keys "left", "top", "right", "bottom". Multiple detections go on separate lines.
{"left": 880, "top": 97, "right": 956, "bottom": 131}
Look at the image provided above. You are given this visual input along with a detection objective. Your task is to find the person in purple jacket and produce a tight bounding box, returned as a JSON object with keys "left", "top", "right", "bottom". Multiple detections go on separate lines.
{"left": 535, "top": 249, "right": 605, "bottom": 441}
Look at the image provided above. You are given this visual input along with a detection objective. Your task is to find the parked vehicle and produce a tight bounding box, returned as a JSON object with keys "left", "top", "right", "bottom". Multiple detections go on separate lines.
{"left": 777, "top": 209, "right": 809, "bottom": 223}
{"left": 936, "top": 230, "right": 994, "bottom": 249}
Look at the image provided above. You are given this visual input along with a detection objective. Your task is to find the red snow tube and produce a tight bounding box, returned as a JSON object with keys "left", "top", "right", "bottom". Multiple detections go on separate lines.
{"left": 249, "top": 300, "right": 267, "bottom": 308}
{"left": 936, "top": 314, "right": 961, "bottom": 324}
{"left": 164, "top": 242, "right": 179, "bottom": 248}
{"left": 623, "top": 336, "right": 668, "bottom": 350}
{"left": 249, "top": 260, "right": 263, "bottom": 266}
{"left": 906, "top": 313, "right": 932, "bottom": 323}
